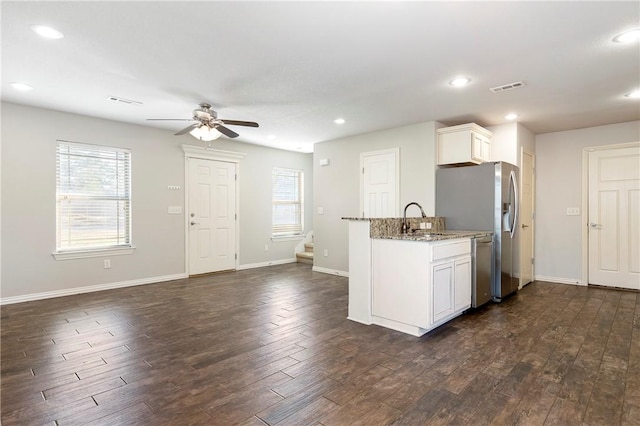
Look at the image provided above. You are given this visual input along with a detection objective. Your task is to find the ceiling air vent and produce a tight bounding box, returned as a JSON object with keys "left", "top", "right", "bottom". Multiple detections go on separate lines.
{"left": 108, "top": 96, "right": 143, "bottom": 106}
{"left": 489, "top": 81, "right": 526, "bottom": 93}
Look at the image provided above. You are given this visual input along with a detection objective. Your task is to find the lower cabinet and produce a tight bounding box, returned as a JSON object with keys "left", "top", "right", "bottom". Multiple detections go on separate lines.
{"left": 372, "top": 238, "right": 471, "bottom": 336}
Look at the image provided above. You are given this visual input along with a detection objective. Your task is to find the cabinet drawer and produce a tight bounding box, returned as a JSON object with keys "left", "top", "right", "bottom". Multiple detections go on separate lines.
{"left": 432, "top": 240, "right": 471, "bottom": 261}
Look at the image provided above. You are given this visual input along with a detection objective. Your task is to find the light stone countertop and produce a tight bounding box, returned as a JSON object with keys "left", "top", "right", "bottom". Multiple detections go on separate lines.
{"left": 374, "top": 230, "right": 492, "bottom": 242}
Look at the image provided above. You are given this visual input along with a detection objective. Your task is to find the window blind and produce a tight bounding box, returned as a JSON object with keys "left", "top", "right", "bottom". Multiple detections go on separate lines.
{"left": 56, "top": 141, "right": 131, "bottom": 251}
{"left": 272, "top": 168, "right": 303, "bottom": 236}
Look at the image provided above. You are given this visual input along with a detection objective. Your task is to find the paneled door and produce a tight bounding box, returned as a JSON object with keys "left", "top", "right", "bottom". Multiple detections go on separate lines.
{"left": 188, "top": 158, "right": 237, "bottom": 275}
{"left": 361, "top": 148, "right": 399, "bottom": 218}
{"left": 588, "top": 145, "right": 640, "bottom": 290}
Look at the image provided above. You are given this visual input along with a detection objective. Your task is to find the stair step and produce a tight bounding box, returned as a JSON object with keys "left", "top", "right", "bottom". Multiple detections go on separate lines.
{"left": 304, "top": 242, "right": 314, "bottom": 252}
{"left": 296, "top": 251, "right": 313, "bottom": 264}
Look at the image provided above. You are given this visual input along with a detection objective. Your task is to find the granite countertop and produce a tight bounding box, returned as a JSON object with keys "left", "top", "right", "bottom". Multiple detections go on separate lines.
{"left": 374, "top": 230, "right": 492, "bottom": 242}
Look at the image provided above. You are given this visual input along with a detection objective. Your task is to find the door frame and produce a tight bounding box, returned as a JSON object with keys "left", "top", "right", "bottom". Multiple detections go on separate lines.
{"left": 359, "top": 148, "right": 400, "bottom": 218}
{"left": 182, "top": 145, "right": 245, "bottom": 275}
{"left": 581, "top": 141, "right": 640, "bottom": 286}
{"left": 519, "top": 147, "right": 535, "bottom": 289}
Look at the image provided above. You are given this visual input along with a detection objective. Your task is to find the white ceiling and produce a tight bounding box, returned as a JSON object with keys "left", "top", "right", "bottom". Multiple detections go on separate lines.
{"left": 2, "top": 1, "right": 639, "bottom": 153}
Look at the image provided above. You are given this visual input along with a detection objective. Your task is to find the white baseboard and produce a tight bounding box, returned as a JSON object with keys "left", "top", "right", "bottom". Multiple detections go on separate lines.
{"left": 535, "top": 275, "right": 586, "bottom": 286}
{"left": 0, "top": 273, "right": 188, "bottom": 306}
{"left": 236, "top": 258, "right": 296, "bottom": 270}
{"left": 312, "top": 266, "right": 349, "bottom": 277}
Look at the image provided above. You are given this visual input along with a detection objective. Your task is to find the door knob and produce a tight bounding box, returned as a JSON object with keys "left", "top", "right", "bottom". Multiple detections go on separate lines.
{"left": 589, "top": 222, "right": 601, "bottom": 229}
{"left": 521, "top": 224, "right": 529, "bottom": 229}
{"left": 190, "top": 221, "right": 199, "bottom": 226}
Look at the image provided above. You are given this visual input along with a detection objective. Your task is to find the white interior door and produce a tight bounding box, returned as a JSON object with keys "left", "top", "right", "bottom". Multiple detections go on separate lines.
{"left": 361, "top": 148, "right": 399, "bottom": 218}
{"left": 188, "top": 158, "right": 237, "bottom": 275}
{"left": 588, "top": 145, "right": 640, "bottom": 289}
{"left": 520, "top": 150, "right": 535, "bottom": 287}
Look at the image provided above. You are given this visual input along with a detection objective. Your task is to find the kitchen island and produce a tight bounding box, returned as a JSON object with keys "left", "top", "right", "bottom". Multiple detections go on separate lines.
{"left": 344, "top": 217, "right": 490, "bottom": 337}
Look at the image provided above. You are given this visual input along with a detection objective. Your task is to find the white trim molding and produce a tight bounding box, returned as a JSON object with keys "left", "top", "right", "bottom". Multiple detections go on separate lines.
{"left": 182, "top": 144, "right": 246, "bottom": 162}
{"left": 236, "top": 258, "right": 297, "bottom": 270}
{"left": 312, "top": 266, "right": 349, "bottom": 277}
{"left": 52, "top": 246, "right": 136, "bottom": 260}
{"left": 0, "top": 273, "right": 188, "bottom": 305}
{"left": 534, "top": 275, "right": 586, "bottom": 286}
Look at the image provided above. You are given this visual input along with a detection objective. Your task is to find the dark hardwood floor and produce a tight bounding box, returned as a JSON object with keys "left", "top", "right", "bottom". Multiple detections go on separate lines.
{"left": 1, "top": 263, "right": 638, "bottom": 425}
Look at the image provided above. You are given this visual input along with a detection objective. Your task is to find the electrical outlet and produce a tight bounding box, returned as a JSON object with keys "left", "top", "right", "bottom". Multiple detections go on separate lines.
{"left": 317, "top": 207, "right": 324, "bottom": 215}
{"left": 323, "top": 249, "right": 329, "bottom": 257}
{"left": 419, "top": 222, "right": 426, "bottom": 229}
{"left": 104, "top": 259, "right": 111, "bottom": 269}
{"left": 264, "top": 244, "right": 269, "bottom": 252}
{"left": 426, "top": 222, "right": 432, "bottom": 229}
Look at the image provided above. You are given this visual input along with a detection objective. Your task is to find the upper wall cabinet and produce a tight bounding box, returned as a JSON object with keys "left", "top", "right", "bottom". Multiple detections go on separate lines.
{"left": 437, "top": 123, "right": 492, "bottom": 166}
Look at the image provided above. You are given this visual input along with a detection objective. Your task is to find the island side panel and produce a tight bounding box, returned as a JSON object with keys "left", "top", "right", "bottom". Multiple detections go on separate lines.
{"left": 347, "top": 220, "right": 373, "bottom": 324}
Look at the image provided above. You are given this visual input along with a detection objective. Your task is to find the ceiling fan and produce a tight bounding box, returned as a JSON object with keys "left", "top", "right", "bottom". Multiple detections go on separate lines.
{"left": 147, "top": 103, "right": 259, "bottom": 139}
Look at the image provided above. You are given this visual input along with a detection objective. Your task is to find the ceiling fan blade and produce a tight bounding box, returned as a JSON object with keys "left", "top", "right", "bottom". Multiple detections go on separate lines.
{"left": 215, "top": 124, "right": 239, "bottom": 138}
{"left": 175, "top": 123, "right": 199, "bottom": 135}
{"left": 146, "top": 118, "right": 196, "bottom": 121}
{"left": 220, "top": 119, "right": 259, "bottom": 128}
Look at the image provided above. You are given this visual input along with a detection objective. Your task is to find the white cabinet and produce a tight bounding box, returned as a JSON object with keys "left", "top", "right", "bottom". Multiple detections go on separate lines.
{"left": 437, "top": 123, "right": 492, "bottom": 165}
{"left": 371, "top": 238, "right": 472, "bottom": 336}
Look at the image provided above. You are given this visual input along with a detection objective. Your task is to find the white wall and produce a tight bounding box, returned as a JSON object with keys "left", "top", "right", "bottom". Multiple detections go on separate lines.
{"left": 1, "top": 102, "right": 312, "bottom": 301}
{"left": 534, "top": 120, "right": 640, "bottom": 283}
{"left": 313, "top": 121, "right": 441, "bottom": 274}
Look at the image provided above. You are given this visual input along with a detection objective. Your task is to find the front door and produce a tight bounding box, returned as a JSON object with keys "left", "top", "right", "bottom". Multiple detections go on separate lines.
{"left": 588, "top": 145, "right": 640, "bottom": 290}
{"left": 188, "top": 158, "right": 237, "bottom": 275}
{"left": 361, "top": 148, "right": 399, "bottom": 218}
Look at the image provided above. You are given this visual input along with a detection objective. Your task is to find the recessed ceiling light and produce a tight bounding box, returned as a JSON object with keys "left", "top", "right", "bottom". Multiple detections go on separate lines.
{"left": 333, "top": 118, "right": 346, "bottom": 125}
{"left": 613, "top": 28, "right": 640, "bottom": 43}
{"left": 449, "top": 77, "right": 471, "bottom": 87}
{"left": 505, "top": 113, "right": 519, "bottom": 120}
{"left": 30, "top": 25, "right": 64, "bottom": 39}
{"left": 10, "top": 82, "right": 34, "bottom": 91}
{"left": 267, "top": 134, "right": 277, "bottom": 140}
{"left": 625, "top": 90, "right": 640, "bottom": 99}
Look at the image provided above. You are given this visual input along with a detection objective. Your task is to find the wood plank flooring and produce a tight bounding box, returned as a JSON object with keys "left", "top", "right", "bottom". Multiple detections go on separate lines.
{"left": 1, "top": 263, "right": 638, "bottom": 425}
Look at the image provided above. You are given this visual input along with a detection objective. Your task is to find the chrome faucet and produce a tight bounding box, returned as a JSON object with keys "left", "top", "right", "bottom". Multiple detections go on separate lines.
{"left": 402, "top": 202, "right": 427, "bottom": 233}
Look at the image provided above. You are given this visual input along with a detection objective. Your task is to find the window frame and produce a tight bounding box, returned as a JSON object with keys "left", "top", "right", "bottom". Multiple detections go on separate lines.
{"left": 271, "top": 167, "right": 304, "bottom": 238}
{"left": 52, "top": 140, "right": 135, "bottom": 260}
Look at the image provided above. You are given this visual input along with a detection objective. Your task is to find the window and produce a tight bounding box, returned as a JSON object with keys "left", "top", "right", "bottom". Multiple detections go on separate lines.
{"left": 56, "top": 141, "right": 131, "bottom": 254}
{"left": 272, "top": 168, "right": 303, "bottom": 236}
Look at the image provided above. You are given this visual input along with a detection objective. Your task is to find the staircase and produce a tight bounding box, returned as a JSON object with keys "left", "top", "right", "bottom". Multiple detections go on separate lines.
{"left": 296, "top": 241, "right": 314, "bottom": 264}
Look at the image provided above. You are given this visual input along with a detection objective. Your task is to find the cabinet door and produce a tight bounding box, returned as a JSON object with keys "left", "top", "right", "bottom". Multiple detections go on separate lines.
{"left": 431, "top": 262, "right": 455, "bottom": 324}
{"left": 372, "top": 240, "right": 430, "bottom": 328}
{"left": 481, "top": 138, "right": 491, "bottom": 162}
{"left": 454, "top": 256, "right": 472, "bottom": 311}
{"left": 471, "top": 133, "right": 484, "bottom": 163}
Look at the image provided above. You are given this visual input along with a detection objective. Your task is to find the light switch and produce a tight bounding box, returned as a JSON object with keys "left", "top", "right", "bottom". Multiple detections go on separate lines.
{"left": 566, "top": 207, "right": 580, "bottom": 216}
{"left": 317, "top": 207, "right": 324, "bottom": 215}
{"left": 168, "top": 206, "right": 183, "bottom": 214}
{"left": 167, "top": 185, "right": 181, "bottom": 190}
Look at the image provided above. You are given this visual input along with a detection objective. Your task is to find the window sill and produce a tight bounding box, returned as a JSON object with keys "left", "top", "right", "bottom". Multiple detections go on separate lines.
{"left": 271, "top": 235, "right": 304, "bottom": 243}
{"left": 52, "top": 246, "right": 136, "bottom": 260}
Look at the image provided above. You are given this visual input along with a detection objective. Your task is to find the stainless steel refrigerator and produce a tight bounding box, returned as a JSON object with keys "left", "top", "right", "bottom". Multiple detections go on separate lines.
{"left": 436, "top": 162, "right": 520, "bottom": 302}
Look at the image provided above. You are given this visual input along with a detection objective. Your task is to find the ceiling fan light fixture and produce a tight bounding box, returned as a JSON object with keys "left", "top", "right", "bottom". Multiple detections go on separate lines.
{"left": 190, "top": 125, "right": 222, "bottom": 142}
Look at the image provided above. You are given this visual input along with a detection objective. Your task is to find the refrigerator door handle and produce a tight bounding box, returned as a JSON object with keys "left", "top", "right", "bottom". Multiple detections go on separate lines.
{"left": 510, "top": 170, "right": 518, "bottom": 239}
